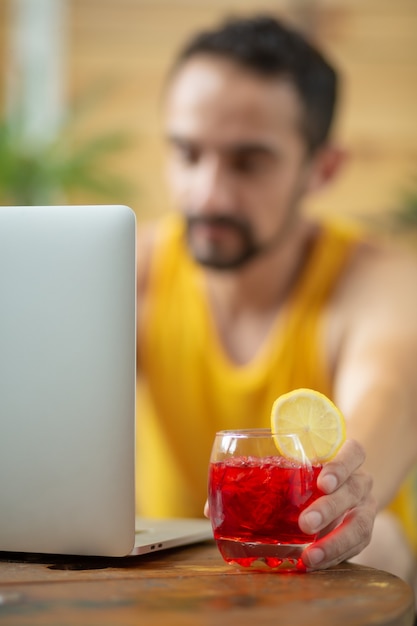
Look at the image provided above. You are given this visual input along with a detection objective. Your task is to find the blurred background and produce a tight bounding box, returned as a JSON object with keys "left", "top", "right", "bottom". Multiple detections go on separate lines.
{"left": 0, "top": 0, "right": 416, "bottom": 236}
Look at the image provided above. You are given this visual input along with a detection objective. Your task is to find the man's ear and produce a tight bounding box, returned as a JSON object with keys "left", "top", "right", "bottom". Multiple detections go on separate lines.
{"left": 306, "top": 144, "right": 348, "bottom": 194}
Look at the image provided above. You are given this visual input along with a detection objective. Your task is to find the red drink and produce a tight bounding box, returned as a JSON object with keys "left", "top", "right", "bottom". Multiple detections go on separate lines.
{"left": 208, "top": 455, "right": 322, "bottom": 570}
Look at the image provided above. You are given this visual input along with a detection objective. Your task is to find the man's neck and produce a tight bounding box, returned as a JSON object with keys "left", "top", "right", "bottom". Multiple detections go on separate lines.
{"left": 201, "top": 218, "right": 318, "bottom": 365}
{"left": 204, "top": 218, "right": 317, "bottom": 317}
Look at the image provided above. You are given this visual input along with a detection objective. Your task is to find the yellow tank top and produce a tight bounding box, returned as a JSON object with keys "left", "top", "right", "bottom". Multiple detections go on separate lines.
{"left": 136, "top": 215, "right": 417, "bottom": 553}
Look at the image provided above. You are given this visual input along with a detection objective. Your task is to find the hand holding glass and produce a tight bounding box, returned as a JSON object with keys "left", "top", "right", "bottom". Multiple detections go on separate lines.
{"left": 208, "top": 429, "right": 323, "bottom": 571}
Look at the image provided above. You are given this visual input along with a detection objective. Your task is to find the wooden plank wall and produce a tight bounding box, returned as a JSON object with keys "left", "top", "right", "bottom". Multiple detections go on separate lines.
{"left": 2, "top": 0, "right": 417, "bottom": 224}
{"left": 0, "top": 1, "right": 8, "bottom": 110}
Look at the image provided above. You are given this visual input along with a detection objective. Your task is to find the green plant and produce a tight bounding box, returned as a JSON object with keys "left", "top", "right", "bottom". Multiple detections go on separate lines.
{"left": 359, "top": 177, "right": 417, "bottom": 246}
{"left": 388, "top": 180, "right": 417, "bottom": 231}
{"left": 0, "top": 84, "right": 136, "bottom": 206}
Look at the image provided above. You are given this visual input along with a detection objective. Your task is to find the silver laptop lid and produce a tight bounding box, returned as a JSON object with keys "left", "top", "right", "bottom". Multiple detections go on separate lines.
{"left": 0, "top": 204, "right": 137, "bottom": 556}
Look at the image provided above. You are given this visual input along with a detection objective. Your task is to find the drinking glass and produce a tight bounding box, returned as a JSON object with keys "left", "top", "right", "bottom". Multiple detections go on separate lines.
{"left": 208, "top": 428, "right": 322, "bottom": 571}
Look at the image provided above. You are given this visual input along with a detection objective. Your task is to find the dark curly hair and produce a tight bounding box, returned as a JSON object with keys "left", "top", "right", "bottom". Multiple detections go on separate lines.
{"left": 170, "top": 14, "right": 339, "bottom": 153}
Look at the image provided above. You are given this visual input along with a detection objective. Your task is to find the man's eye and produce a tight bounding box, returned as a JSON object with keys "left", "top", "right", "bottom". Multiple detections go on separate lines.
{"left": 175, "top": 145, "right": 200, "bottom": 165}
{"left": 233, "top": 154, "right": 266, "bottom": 174}
{"left": 232, "top": 150, "right": 271, "bottom": 175}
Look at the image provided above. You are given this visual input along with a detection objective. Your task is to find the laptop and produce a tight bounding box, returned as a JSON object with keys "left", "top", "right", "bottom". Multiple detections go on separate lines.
{"left": 0, "top": 204, "right": 212, "bottom": 557}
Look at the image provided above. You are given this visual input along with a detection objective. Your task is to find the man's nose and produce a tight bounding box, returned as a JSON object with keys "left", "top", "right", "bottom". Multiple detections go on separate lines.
{"left": 192, "top": 158, "right": 235, "bottom": 214}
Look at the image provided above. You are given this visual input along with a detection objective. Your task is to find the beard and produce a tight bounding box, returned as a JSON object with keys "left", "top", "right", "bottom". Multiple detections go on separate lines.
{"left": 184, "top": 210, "right": 297, "bottom": 271}
{"left": 184, "top": 215, "right": 260, "bottom": 270}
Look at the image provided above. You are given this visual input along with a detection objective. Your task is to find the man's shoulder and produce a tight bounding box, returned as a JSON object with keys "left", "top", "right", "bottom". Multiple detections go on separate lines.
{"left": 136, "top": 221, "right": 158, "bottom": 296}
{"left": 349, "top": 234, "right": 417, "bottom": 282}
{"left": 321, "top": 219, "right": 417, "bottom": 279}
{"left": 333, "top": 230, "right": 417, "bottom": 320}
{"left": 136, "top": 214, "right": 185, "bottom": 296}
{"left": 323, "top": 227, "right": 417, "bottom": 369}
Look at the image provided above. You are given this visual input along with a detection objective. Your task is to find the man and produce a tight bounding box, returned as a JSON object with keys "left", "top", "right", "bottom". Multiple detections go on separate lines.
{"left": 135, "top": 14, "right": 417, "bottom": 583}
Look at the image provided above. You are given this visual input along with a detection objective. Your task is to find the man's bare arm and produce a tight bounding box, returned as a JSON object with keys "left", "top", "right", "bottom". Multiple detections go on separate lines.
{"left": 332, "top": 246, "right": 417, "bottom": 510}
{"left": 298, "top": 244, "right": 417, "bottom": 570}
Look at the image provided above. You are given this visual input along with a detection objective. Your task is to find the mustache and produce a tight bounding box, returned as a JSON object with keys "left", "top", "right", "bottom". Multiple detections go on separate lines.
{"left": 185, "top": 214, "right": 251, "bottom": 236}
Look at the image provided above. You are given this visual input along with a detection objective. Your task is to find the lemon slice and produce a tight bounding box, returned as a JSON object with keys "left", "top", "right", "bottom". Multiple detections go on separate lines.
{"left": 270, "top": 388, "right": 346, "bottom": 463}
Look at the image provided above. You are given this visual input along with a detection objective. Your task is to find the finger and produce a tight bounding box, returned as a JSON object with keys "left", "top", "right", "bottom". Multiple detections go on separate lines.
{"left": 299, "top": 469, "right": 373, "bottom": 535}
{"left": 302, "top": 500, "right": 376, "bottom": 570}
{"left": 318, "top": 438, "right": 366, "bottom": 494}
{"left": 203, "top": 500, "right": 210, "bottom": 518}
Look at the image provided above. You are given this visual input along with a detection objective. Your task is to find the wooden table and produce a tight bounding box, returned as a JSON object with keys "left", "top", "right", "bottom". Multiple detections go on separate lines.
{"left": 0, "top": 540, "right": 415, "bottom": 626}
